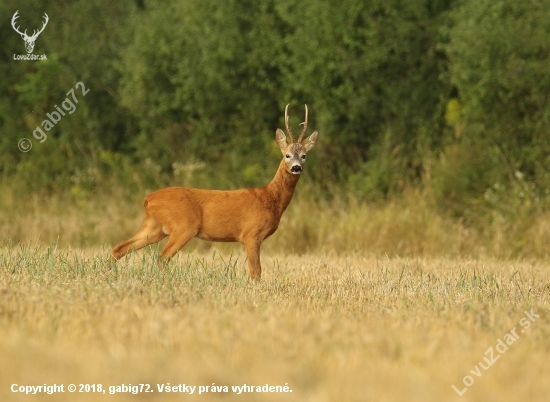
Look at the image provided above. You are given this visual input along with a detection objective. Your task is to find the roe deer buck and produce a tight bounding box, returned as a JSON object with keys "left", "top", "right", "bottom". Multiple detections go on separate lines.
{"left": 112, "top": 104, "right": 318, "bottom": 280}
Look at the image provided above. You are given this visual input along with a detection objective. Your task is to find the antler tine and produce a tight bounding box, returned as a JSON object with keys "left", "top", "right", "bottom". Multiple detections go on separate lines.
{"left": 284, "top": 103, "right": 295, "bottom": 143}
{"left": 11, "top": 11, "right": 24, "bottom": 36}
{"left": 40, "top": 13, "right": 49, "bottom": 31}
{"left": 30, "top": 13, "right": 49, "bottom": 39}
{"left": 297, "top": 104, "right": 309, "bottom": 143}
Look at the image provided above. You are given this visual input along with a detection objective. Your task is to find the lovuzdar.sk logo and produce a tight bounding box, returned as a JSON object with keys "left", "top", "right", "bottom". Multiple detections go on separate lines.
{"left": 11, "top": 10, "right": 48, "bottom": 61}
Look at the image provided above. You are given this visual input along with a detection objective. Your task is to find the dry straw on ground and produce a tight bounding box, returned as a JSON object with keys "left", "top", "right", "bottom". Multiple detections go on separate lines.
{"left": 1, "top": 245, "right": 549, "bottom": 401}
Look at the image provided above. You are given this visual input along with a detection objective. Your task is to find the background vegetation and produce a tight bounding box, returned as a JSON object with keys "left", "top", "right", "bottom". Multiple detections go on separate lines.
{"left": 1, "top": 0, "right": 549, "bottom": 257}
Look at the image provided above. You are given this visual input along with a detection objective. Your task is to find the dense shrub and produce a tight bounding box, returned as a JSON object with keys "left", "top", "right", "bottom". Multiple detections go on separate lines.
{"left": 0, "top": 0, "right": 548, "bottom": 220}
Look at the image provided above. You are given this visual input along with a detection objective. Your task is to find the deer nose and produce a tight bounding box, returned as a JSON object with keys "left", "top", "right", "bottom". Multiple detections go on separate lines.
{"left": 291, "top": 165, "right": 302, "bottom": 173}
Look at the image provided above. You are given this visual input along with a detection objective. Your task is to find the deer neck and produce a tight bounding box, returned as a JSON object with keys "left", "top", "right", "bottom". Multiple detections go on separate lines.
{"left": 267, "top": 159, "right": 301, "bottom": 216}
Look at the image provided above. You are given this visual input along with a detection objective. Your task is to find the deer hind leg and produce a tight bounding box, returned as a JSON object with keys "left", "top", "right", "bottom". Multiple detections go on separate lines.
{"left": 159, "top": 228, "right": 198, "bottom": 264}
{"left": 243, "top": 239, "right": 262, "bottom": 280}
{"left": 112, "top": 213, "right": 167, "bottom": 260}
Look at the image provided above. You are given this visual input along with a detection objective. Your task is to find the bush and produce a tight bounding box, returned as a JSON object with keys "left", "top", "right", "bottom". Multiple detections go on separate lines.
{"left": 438, "top": 0, "right": 550, "bottom": 216}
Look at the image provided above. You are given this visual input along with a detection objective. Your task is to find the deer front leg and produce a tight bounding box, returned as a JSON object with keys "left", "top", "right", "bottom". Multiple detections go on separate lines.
{"left": 243, "top": 239, "right": 262, "bottom": 280}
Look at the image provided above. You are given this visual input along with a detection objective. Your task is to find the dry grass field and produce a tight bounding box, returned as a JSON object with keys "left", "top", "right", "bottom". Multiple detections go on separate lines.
{"left": 1, "top": 243, "right": 549, "bottom": 402}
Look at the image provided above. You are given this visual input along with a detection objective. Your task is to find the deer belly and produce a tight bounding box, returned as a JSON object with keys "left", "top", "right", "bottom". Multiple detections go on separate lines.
{"left": 196, "top": 222, "right": 240, "bottom": 242}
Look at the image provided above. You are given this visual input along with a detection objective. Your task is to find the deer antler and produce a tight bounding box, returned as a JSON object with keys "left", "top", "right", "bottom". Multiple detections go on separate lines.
{"left": 284, "top": 104, "right": 295, "bottom": 143}
{"left": 11, "top": 11, "right": 48, "bottom": 40}
{"left": 11, "top": 11, "right": 25, "bottom": 37}
{"left": 297, "top": 104, "right": 309, "bottom": 143}
{"left": 30, "top": 13, "right": 49, "bottom": 39}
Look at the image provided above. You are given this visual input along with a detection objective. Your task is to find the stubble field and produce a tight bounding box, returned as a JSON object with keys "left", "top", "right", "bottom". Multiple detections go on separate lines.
{"left": 1, "top": 243, "right": 549, "bottom": 402}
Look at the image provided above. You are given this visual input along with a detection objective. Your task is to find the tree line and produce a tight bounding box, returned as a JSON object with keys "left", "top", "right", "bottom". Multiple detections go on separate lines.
{"left": 1, "top": 0, "right": 549, "bottom": 220}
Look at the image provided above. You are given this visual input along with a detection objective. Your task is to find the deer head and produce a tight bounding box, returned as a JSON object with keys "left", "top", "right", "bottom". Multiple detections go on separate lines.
{"left": 11, "top": 11, "right": 49, "bottom": 54}
{"left": 276, "top": 104, "right": 318, "bottom": 175}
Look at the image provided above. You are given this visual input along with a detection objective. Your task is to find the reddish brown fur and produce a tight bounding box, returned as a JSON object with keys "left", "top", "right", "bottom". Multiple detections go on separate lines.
{"left": 112, "top": 106, "right": 318, "bottom": 280}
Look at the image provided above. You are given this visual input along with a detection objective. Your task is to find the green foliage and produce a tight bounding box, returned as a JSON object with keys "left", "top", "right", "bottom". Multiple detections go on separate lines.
{"left": 0, "top": 0, "right": 549, "bottom": 226}
{"left": 116, "top": 0, "right": 454, "bottom": 190}
{"left": 435, "top": 0, "right": 550, "bottom": 219}
{"left": 118, "top": 0, "right": 286, "bottom": 185}
{"left": 1, "top": 0, "right": 138, "bottom": 192}
{"left": 281, "top": 0, "right": 450, "bottom": 185}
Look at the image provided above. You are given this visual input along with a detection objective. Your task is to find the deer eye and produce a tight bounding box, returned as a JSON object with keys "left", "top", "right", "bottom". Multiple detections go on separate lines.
{"left": 301, "top": 155, "right": 306, "bottom": 160}
{"left": 285, "top": 154, "right": 290, "bottom": 158}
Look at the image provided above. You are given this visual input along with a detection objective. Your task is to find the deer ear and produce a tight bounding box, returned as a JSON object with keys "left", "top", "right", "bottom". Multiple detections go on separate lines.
{"left": 275, "top": 129, "right": 288, "bottom": 151}
{"left": 302, "top": 130, "right": 318, "bottom": 152}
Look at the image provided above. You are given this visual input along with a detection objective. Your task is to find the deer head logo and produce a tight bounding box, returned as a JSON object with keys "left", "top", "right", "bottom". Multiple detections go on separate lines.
{"left": 11, "top": 10, "right": 49, "bottom": 54}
